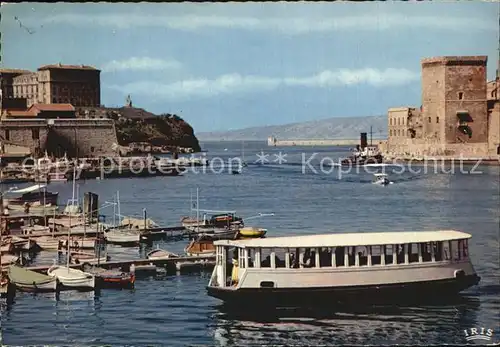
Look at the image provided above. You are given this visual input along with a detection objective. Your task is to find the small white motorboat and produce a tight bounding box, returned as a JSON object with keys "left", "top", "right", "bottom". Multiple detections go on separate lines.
{"left": 372, "top": 173, "right": 393, "bottom": 186}
{"left": 147, "top": 248, "right": 179, "bottom": 260}
{"left": 47, "top": 265, "right": 95, "bottom": 289}
{"left": 104, "top": 230, "right": 140, "bottom": 245}
{"left": 20, "top": 224, "right": 51, "bottom": 235}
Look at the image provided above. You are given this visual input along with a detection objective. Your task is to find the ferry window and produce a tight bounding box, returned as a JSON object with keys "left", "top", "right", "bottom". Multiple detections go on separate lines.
{"left": 358, "top": 246, "right": 368, "bottom": 266}
{"left": 420, "top": 243, "right": 430, "bottom": 262}
{"left": 432, "top": 242, "right": 443, "bottom": 261}
{"left": 395, "top": 244, "right": 405, "bottom": 264}
{"left": 334, "top": 246, "right": 345, "bottom": 267}
{"left": 453, "top": 240, "right": 461, "bottom": 261}
{"left": 462, "top": 240, "right": 469, "bottom": 259}
{"left": 238, "top": 248, "right": 246, "bottom": 269}
{"left": 274, "top": 248, "right": 287, "bottom": 268}
{"left": 409, "top": 243, "right": 419, "bottom": 263}
{"left": 300, "top": 248, "right": 316, "bottom": 268}
{"left": 260, "top": 249, "right": 272, "bottom": 268}
{"left": 247, "top": 249, "right": 254, "bottom": 268}
{"left": 442, "top": 241, "right": 451, "bottom": 260}
{"left": 290, "top": 248, "right": 300, "bottom": 268}
{"left": 347, "top": 247, "right": 356, "bottom": 266}
{"left": 385, "top": 245, "right": 394, "bottom": 264}
{"left": 319, "top": 247, "right": 332, "bottom": 267}
{"left": 371, "top": 246, "right": 382, "bottom": 265}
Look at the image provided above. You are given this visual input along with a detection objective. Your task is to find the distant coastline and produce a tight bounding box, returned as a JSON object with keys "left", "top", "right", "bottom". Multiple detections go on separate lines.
{"left": 196, "top": 115, "right": 386, "bottom": 142}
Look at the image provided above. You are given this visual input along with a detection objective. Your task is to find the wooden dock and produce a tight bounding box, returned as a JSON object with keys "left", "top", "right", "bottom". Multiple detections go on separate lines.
{"left": 26, "top": 254, "right": 216, "bottom": 274}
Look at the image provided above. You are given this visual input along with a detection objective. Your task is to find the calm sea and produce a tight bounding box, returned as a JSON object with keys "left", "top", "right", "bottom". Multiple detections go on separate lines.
{"left": 1, "top": 141, "right": 499, "bottom": 346}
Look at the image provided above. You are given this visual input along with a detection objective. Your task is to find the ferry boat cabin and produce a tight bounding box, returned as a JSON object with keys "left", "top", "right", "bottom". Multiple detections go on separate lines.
{"left": 207, "top": 230, "right": 480, "bottom": 307}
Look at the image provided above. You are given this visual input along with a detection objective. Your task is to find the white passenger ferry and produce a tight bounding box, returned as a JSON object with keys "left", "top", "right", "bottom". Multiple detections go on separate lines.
{"left": 206, "top": 230, "right": 480, "bottom": 307}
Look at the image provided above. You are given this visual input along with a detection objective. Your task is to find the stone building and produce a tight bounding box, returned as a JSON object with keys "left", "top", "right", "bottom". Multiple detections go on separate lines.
{"left": 0, "top": 118, "right": 118, "bottom": 158}
{"left": 2, "top": 64, "right": 101, "bottom": 108}
{"left": 381, "top": 56, "right": 499, "bottom": 159}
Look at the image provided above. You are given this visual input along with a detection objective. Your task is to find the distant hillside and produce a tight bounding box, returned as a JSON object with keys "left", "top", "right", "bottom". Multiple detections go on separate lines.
{"left": 196, "top": 115, "right": 387, "bottom": 141}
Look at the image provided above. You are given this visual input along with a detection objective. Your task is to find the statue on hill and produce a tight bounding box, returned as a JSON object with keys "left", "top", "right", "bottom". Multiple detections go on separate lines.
{"left": 126, "top": 95, "right": 133, "bottom": 107}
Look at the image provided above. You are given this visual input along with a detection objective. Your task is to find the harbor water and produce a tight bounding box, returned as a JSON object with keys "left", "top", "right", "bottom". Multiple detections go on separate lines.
{"left": 1, "top": 141, "right": 499, "bottom": 345}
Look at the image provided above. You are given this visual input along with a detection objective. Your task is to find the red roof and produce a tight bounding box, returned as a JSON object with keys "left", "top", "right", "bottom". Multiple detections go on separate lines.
{"left": 38, "top": 64, "right": 99, "bottom": 71}
{"left": 29, "top": 104, "right": 75, "bottom": 112}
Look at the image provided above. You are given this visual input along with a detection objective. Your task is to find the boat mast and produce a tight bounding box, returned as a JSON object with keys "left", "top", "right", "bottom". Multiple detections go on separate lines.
{"left": 190, "top": 189, "right": 193, "bottom": 220}
{"left": 370, "top": 125, "right": 373, "bottom": 146}
{"left": 196, "top": 188, "right": 199, "bottom": 232}
{"left": 113, "top": 193, "right": 116, "bottom": 227}
{"left": 67, "top": 165, "right": 76, "bottom": 271}
{"left": 117, "top": 191, "right": 121, "bottom": 223}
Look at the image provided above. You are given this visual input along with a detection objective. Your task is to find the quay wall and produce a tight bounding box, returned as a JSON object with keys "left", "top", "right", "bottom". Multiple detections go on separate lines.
{"left": 0, "top": 118, "right": 118, "bottom": 157}
{"left": 267, "top": 138, "right": 362, "bottom": 147}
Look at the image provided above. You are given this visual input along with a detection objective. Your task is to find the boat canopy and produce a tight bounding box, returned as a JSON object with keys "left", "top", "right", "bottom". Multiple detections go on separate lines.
{"left": 214, "top": 230, "right": 471, "bottom": 249}
{"left": 192, "top": 209, "right": 237, "bottom": 214}
{"left": 8, "top": 184, "right": 47, "bottom": 194}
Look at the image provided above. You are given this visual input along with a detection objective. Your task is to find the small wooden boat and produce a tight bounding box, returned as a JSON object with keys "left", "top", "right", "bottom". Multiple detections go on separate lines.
{"left": 5, "top": 184, "right": 59, "bottom": 206}
{"left": 104, "top": 230, "right": 140, "bottom": 246}
{"left": 372, "top": 173, "right": 393, "bottom": 186}
{"left": 6, "top": 236, "right": 36, "bottom": 252}
{"left": 70, "top": 251, "right": 109, "bottom": 265}
{"left": 63, "top": 237, "right": 97, "bottom": 250}
{"left": 21, "top": 224, "right": 51, "bottom": 235}
{"left": 33, "top": 236, "right": 61, "bottom": 250}
{"left": 237, "top": 227, "right": 267, "bottom": 238}
{"left": 8, "top": 265, "right": 58, "bottom": 292}
{"left": 1, "top": 254, "right": 20, "bottom": 266}
{"left": 147, "top": 248, "right": 179, "bottom": 260}
{"left": 47, "top": 265, "right": 95, "bottom": 289}
{"left": 185, "top": 237, "right": 215, "bottom": 257}
{"left": 82, "top": 263, "right": 135, "bottom": 288}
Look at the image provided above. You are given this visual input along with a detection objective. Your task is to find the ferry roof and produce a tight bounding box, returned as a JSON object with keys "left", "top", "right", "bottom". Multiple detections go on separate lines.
{"left": 214, "top": 230, "right": 471, "bottom": 248}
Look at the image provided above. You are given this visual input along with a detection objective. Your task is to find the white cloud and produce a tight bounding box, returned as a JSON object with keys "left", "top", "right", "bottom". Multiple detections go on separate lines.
{"left": 107, "top": 68, "right": 419, "bottom": 100}
{"left": 43, "top": 12, "right": 497, "bottom": 33}
{"left": 101, "top": 57, "right": 181, "bottom": 72}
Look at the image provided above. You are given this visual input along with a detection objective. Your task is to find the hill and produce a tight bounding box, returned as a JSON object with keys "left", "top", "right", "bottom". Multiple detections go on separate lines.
{"left": 196, "top": 115, "right": 387, "bottom": 141}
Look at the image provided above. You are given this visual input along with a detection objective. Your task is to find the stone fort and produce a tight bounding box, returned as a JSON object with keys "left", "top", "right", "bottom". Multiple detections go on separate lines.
{"left": 0, "top": 118, "right": 118, "bottom": 158}
{"left": 380, "top": 56, "right": 500, "bottom": 159}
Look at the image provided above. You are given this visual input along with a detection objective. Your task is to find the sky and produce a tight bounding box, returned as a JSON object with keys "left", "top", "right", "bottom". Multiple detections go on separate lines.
{"left": 0, "top": 2, "right": 498, "bottom": 133}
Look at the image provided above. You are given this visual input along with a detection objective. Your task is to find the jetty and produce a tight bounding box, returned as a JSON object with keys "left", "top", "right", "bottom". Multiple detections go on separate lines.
{"left": 27, "top": 254, "right": 216, "bottom": 275}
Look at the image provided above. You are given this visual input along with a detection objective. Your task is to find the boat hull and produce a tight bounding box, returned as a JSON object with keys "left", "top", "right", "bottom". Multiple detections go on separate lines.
{"left": 207, "top": 274, "right": 481, "bottom": 308}
{"left": 12, "top": 279, "right": 58, "bottom": 292}
{"left": 47, "top": 266, "right": 95, "bottom": 290}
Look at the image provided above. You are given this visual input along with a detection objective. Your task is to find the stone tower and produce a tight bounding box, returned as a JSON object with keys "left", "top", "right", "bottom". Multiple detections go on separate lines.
{"left": 421, "top": 56, "right": 488, "bottom": 144}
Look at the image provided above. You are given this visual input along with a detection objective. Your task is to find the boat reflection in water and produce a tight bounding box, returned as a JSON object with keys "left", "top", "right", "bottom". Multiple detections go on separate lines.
{"left": 212, "top": 295, "right": 481, "bottom": 346}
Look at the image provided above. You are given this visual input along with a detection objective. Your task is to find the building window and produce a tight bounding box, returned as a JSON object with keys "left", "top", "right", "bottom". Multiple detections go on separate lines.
{"left": 32, "top": 128, "right": 39, "bottom": 140}
{"left": 5, "top": 129, "right": 10, "bottom": 141}
{"left": 436, "top": 117, "right": 439, "bottom": 123}
{"left": 90, "top": 146, "right": 95, "bottom": 153}
{"left": 458, "top": 92, "right": 463, "bottom": 100}
{"left": 52, "top": 97, "right": 57, "bottom": 103}
{"left": 428, "top": 117, "right": 431, "bottom": 123}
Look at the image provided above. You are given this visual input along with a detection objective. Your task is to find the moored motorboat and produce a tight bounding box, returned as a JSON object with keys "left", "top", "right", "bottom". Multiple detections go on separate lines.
{"left": 70, "top": 251, "right": 109, "bottom": 265}
{"left": 82, "top": 263, "right": 135, "bottom": 288}
{"left": 237, "top": 227, "right": 267, "bottom": 239}
{"left": 207, "top": 230, "right": 481, "bottom": 308}
{"left": 104, "top": 229, "right": 140, "bottom": 246}
{"left": 372, "top": 173, "right": 393, "bottom": 186}
{"left": 63, "top": 237, "right": 97, "bottom": 250}
{"left": 5, "top": 184, "right": 59, "bottom": 206}
{"left": 147, "top": 248, "right": 179, "bottom": 260}
{"left": 21, "top": 224, "right": 51, "bottom": 235}
{"left": 184, "top": 237, "right": 215, "bottom": 257}
{"left": 47, "top": 265, "right": 95, "bottom": 289}
{"left": 33, "top": 236, "right": 62, "bottom": 250}
{"left": 8, "top": 265, "right": 58, "bottom": 292}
